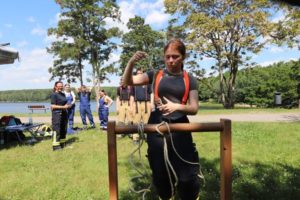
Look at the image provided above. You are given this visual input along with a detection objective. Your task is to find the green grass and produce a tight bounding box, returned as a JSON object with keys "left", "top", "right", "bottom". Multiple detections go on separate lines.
{"left": 198, "top": 102, "right": 300, "bottom": 114}
{"left": 0, "top": 122, "right": 300, "bottom": 200}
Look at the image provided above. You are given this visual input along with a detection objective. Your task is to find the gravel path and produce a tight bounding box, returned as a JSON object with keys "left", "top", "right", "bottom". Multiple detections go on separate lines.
{"left": 19, "top": 112, "right": 300, "bottom": 124}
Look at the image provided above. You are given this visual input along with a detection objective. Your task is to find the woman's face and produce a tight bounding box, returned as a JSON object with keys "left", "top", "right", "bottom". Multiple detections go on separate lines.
{"left": 65, "top": 85, "right": 70, "bottom": 92}
{"left": 164, "top": 44, "right": 184, "bottom": 73}
{"left": 99, "top": 91, "right": 104, "bottom": 97}
{"left": 55, "top": 83, "right": 63, "bottom": 92}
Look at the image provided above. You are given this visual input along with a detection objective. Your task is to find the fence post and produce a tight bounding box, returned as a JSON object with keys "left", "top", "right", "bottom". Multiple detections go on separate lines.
{"left": 220, "top": 119, "right": 232, "bottom": 200}
{"left": 107, "top": 121, "right": 118, "bottom": 200}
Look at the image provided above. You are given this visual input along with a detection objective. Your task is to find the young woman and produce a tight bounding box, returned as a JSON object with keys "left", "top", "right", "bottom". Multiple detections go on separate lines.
{"left": 97, "top": 89, "right": 113, "bottom": 130}
{"left": 64, "top": 83, "right": 76, "bottom": 134}
{"left": 51, "top": 81, "right": 70, "bottom": 150}
{"left": 122, "top": 39, "right": 200, "bottom": 199}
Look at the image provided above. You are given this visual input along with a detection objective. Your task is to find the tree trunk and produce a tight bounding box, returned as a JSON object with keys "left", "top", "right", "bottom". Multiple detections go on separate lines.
{"left": 79, "top": 57, "right": 83, "bottom": 86}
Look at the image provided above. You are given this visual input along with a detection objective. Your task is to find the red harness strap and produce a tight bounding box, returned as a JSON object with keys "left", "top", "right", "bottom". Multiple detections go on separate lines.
{"left": 154, "top": 70, "right": 190, "bottom": 105}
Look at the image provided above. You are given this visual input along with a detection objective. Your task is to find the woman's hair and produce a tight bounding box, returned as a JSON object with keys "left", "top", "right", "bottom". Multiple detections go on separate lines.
{"left": 65, "top": 83, "right": 70, "bottom": 87}
{"left": 164, "top": 38, "right": 186, "bottom": 58}
{"left": 164, "top": 38, "right": 186, "bottom": 69}
{"left": 53, "top": 81, "right": 63, "bottom": 92}
{"left": 101, "top": 89, "right": 106, "bottom": 95}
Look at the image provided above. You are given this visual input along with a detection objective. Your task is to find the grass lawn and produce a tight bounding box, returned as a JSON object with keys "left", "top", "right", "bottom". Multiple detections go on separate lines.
{"left": 198, "top": 102, "right": 300, "bottom": 114}
{"left": 0, "top": 122, "right": 299, "bottom": 200}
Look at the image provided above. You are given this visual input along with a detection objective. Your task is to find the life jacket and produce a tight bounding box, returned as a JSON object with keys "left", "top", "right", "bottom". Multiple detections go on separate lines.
{"left": 154, "top": 69, "right": 190, "bottom": 105}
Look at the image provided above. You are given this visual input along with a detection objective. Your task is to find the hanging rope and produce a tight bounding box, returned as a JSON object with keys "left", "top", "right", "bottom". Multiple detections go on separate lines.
{"left": 128, "top": 122, "right": 152, "bottom": 200}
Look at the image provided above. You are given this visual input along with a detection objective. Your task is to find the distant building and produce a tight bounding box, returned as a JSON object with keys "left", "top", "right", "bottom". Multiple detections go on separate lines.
{"left": 0, "top": 44, "right": 19, "bottom": 65}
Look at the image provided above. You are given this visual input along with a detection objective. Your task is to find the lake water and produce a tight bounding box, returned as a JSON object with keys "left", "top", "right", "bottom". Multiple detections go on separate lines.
{"left": 0, "top": 101, "right": 116, "bottom": 114}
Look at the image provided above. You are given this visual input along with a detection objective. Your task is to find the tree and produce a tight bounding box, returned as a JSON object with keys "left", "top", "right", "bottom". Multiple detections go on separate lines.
{"left": 164, "top": 0, "right": 299, "bottom": 108}
{"left": 119, "top": 16, "right": 165, "bottom": 74}
{"left": 48, "top": 0, "right": 121, "bottom": 94}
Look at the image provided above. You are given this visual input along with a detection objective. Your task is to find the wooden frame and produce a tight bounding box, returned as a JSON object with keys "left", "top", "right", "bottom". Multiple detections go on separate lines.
{"left": 107, "top": 119, "right": 232, "bottom": 200}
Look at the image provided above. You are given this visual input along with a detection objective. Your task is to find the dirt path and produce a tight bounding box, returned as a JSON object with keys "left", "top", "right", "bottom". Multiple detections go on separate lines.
{"left": 20, "top": 112, "right": 300, "bottom": 124}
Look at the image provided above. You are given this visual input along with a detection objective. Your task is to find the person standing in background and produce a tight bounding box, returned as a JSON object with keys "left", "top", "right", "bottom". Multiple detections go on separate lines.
{"left": 97, "top": 89, "right": 113, "bottom": 130}
{"left": 116, "top": 79, "right": 134, "bottom": 125}
{"left": 77, "top": 85, "right": 95, "bottom": 129}
{"left": 132, "top": 68, "right": 152, "bottom": 143}
{"left": 64, "top": 83, "right": 76, "bottom": 134}
{"left": 51, "top": 81, "right": 70, "bottom": 151}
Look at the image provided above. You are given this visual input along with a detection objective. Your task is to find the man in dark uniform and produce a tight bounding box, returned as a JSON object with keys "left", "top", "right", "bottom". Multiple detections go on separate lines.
{"left": 77, "top": 85, "right": 95, "bottom": 129}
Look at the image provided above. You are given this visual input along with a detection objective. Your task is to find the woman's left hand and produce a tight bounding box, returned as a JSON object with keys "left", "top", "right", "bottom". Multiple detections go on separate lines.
{"left": 157, "top": 97, "right": 180, "bottom": 116}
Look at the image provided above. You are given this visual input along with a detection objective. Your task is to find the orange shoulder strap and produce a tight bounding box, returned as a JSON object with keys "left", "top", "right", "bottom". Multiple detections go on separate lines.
{"left": 154, "top": 70, "right": 190, "bottom": 105}
{"left": 154, "top": 70, "right": 164, "bottom": 102}
{"left": 182, "top": 70, "right": 190, "bottom": 105}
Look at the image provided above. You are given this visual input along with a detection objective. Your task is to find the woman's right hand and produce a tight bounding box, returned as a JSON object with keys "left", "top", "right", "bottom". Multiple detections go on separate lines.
{"left": 129, "top": 51, "right": 148, "bottom": 65}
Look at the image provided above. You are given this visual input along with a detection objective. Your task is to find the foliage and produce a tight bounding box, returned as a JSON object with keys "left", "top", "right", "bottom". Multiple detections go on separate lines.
{"left": 164, "top": 0, "right": 300, "bottom": 108}
{"left": 48, "top": 0, "right": 121, "bottom": 91}
{"left": 198, "top": 59, "right": 299, "bottom": 108}
{"left": 235, "top": 60, "right": 300, "bottom": 107}
{"left": 118, "top": 16, "right": 165, "bottom": 74}
{"left": 0, "top": 87, "right": 117, "bottom": 102}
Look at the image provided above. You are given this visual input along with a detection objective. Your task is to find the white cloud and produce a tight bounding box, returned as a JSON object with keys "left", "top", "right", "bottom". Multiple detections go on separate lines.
{"left": 17, "top": 40, "right": 29, "bottom": 48}
{"left": 259, "top": 57, "right": 297, "bottom": 67}
{"left": 271, "top": 10, "right": 285, "bottom": 23}
{"left": 27, "top": 16, "right": 36, "bottom": 23}
{"left": 4, "top": 24, "right": 13, "bottom": 28}
{"left": 0, "top": 48, "right": 54, "bottom": 90}
{"left": 145, "top": 10, "right": 170, "bottom": 27}
{"left": 269, "top": 46, "right": 284, "bottom": 53}
{"left": 31, "top": 27, "right": 47, "bottom": 36}
{"left": 105, "top": 0, "right": 170, "bottom": 33}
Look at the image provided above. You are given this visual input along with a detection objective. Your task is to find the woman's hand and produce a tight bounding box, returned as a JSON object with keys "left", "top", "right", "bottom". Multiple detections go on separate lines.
{"left": 157, "top": 97, "right": 180, "bottom": 116}
{"left": 128, "top": 51, "right": 148, "bottom": 65}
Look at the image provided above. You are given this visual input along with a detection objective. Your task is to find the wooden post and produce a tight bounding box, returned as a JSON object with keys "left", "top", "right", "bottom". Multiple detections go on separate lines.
{"left": 220, "top": 119, "right": 232, "bottom": 200}
{"left": 107, "top": 121, "right": 118, "bottom": 200}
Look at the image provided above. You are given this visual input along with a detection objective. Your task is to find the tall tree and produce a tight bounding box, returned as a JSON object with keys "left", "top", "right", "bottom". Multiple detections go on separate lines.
{"left": 164, "top": 0, "right": 299, "bottom": 108}
{"left": 48, "top": 0, "right": 121, "bottom": 94}
{"left": 119, "top": 16, "right": 165, "bottom": 74}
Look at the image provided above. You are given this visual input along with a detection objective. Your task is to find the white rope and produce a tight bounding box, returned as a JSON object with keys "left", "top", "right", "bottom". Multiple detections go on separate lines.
{"left": 155, "top": 121, "right": 178, "bottom": 198}
{"left": 128, "top": 122, "right": 152, "bottom": 199}
{"left": 155, "top": 121, "right": 205, "bottom": 198}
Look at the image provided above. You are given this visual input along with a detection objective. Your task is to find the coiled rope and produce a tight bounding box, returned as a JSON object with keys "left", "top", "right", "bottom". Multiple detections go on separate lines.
{"left": 129, "top": 121, "right": 205, "bottom": 199}
{"left": 155, "top": 121, "right": 205, "bottom": 199}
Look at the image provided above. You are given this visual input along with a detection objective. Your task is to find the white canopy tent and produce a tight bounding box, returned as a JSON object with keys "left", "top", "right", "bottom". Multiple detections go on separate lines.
{"left": 0, "top": 46, "right": 19, "bottom": 65}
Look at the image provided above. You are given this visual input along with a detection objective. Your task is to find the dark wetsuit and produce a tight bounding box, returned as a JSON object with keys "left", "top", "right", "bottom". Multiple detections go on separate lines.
{"left": 146, "top": 69, "right": 200, "bottom": 200}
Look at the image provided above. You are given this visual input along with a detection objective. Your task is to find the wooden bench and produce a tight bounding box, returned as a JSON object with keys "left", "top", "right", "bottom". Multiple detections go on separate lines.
{"left": 28, "top": 105, "right": 48, "bottom": 113}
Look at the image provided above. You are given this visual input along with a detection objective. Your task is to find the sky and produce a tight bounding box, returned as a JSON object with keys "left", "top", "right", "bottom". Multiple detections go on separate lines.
{"left": 0, "top": 0, "right": 299, "bottom": 91}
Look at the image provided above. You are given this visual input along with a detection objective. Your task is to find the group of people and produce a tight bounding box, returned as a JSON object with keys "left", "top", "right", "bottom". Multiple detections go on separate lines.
{"left": 116, "top": 68, "right": 152, "bottom": 142}
{"left": 51, "top": 38, "right": 201, "bottom": 199}
{"left": 50, "top": 84, "right": 113, "bottom": 150}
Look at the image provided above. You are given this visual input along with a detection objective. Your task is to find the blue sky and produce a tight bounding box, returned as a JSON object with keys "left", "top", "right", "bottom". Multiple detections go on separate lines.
{"left": 0, "top": 0, "right": 299, "bottom": 91}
